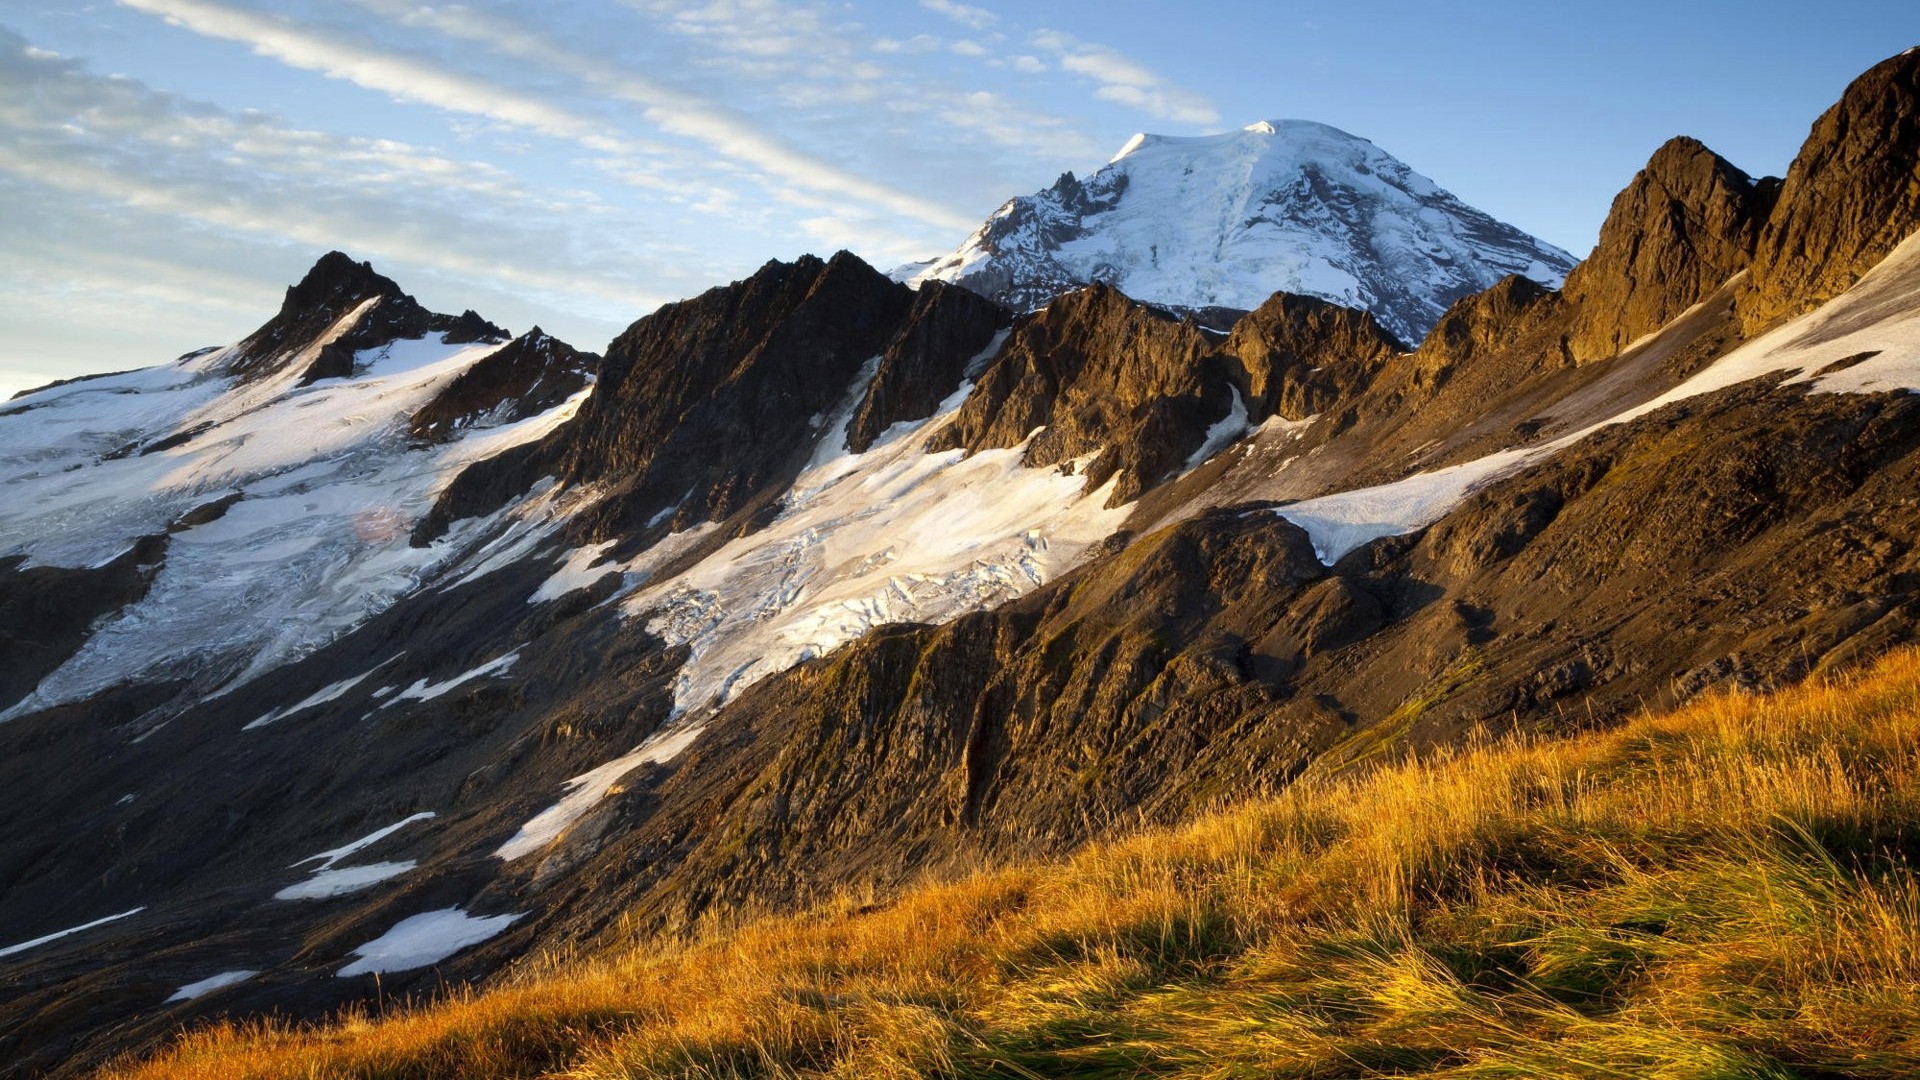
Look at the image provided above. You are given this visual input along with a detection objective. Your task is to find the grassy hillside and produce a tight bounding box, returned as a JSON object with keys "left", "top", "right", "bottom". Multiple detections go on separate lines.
{"left": 108, "top": 649, "right": 1920, "bottom": 1079}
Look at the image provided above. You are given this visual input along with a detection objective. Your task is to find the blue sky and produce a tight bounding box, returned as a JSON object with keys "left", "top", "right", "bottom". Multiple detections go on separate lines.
{"left": 0, "top": 0, "right": 1913, "bottom": 396}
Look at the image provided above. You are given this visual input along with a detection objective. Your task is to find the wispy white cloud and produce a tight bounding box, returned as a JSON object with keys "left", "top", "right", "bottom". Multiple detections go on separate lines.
{"left": 938, "top": 90, "right": 1099, "bottom": 158}
{"left": 0, "top": 30, "right": 712, "bottom": 378}
{"left": 872, "top": 33, "right": 944, "bottom": 55}
{"left": 106, "top": 0, "right": 998, "bottom": 272}
{"left": 115, "top": 0, "right": 633, "bottom": 151}
{"left": 343, "top": 0, "right": 980, "bottom": 237}
{"left": 918, "top": 0, "right": 996, "bottom": 31}
{"left": 1031, "top": 29, "right": 1220, "bottom": 127}
{"left": 620, "top": 0, "right": 1096, "bottom": 164}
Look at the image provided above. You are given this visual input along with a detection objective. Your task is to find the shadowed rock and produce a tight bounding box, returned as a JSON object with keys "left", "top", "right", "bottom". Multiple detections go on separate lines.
{"left": 227, "top": 252, "right": 508, "bottom": 385}
{"left": 409, "top": 328, "right": 596, "bottom": 444}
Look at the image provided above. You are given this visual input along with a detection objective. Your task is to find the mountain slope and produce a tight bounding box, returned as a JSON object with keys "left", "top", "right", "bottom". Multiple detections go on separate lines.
{"left": 903, "top": 119, "right": 1579, "bottom": 345}
{"left": 0, "top": 258, "right": 590, "bottom": 724}
{"left": 4, "top": 48, "right": 1920, "bottom": 1080}
{"left": 103, "top": 645, "right": 1920, "bottom": 1080}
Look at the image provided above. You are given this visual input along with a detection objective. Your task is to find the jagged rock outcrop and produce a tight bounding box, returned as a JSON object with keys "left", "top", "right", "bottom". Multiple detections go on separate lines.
{"left": 934, "top": 285, "right": 1225, "bottom": 505}
{"left": 1743, "top": 48, "right": 1920, "bottom": 331}
{"left": 843, "top": 281, "right": 1008, "bottom": 453}
{"left": 935, "top": 284, "right": 1402, "bottom": 507}
{"left": 227, "top": 251, "right": 507, "bottom": 384}
{"left": 557, "top": 253, "right": 1003, "bottom": 540}
{"left": 418, "top": 252, "right": 1010, "bottom": 547}
{"left": 1347, "top": 275, "right": 1576, "bottom": 442}
{"left": 409, "top": 328, "right": 596, "bottom": 443}
{"left": 1220, "top": 291, "right": 1407, "bottom": 420}
{"left": 1563, "top": 137, "right": 1778, "bottom": 361}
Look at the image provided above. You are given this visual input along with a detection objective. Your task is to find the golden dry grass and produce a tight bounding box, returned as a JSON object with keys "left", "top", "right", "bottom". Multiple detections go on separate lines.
{"left": 105, "top": 647, "right": 1920, "bottom": 1078}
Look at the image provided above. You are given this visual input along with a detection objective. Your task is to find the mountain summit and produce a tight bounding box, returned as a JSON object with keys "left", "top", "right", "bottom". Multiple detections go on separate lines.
{"left": 10, "top": 49, "right": 1920, "bottom": 1080}
{"left": 902, "top": 120, "right": 1577, "bottom": 345}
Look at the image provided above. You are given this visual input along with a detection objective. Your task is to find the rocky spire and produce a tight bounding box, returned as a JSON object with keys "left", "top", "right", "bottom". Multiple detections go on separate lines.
{"left": 226, "top": 252, "right": 508, "bottom": 384}
{"left": 1741, "top": 48, "right": 1920, "bottom": 332}
{"left": 1562, "top": 137, "right": 1776, "bottom": 362}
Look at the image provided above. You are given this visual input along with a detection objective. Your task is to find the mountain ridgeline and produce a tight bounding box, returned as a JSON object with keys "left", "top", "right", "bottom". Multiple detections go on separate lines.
{"left": 1, "top": 46, "right": 1919, "bottom": 1079}
{"left": 900, "top": 118, "right": 1580, "bottom": 345}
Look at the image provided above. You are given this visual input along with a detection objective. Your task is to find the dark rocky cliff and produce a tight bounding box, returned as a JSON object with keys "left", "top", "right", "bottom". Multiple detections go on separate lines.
{"left": 228, "top": 251, "right": 507, "bottom": 384}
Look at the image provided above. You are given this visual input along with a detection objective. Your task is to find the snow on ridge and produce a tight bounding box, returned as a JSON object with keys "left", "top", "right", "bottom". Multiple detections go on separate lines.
{"left": 0, "top": 333, "right": 586, "bottom": 723}
{"left": 909, "top": 119, "right": 1576, "bottom": 345}
{"left": 1273, "top": 228, "right": 1920, "bottom": 565}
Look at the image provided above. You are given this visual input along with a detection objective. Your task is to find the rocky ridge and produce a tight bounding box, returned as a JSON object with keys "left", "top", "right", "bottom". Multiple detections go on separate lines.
{"left": 4, "top": 48, "right": 1920, "bottom": 1080}
{"left": 228, "top": 251, "right": 508, "bottom": 384}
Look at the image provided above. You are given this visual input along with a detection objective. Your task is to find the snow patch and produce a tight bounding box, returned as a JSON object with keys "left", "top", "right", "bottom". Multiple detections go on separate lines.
{"left": 243, "top": 658, "right": 399, "bottom": 730}
{"left": 275, "top": 861, "right": 415, "bottom": 900}
{"left": 383, "top": 652, "right": 519, "bottom": 706}
{"left": 336, "top": 908, "right": 520, "bottom": 976}
{"left": 166, "top": 970, "right": 257, "bottom": 1002}
{"left": 495, "top": 724, "right": 706, "bottom": 861}
{"left": 1182, "top": 387, "right": 1250, "bottom": 471}
{"left": 292, "top": 812, "right": 435, "bottom": 870}
{"left": 1276, "top": 446, "right": 1535, "bottom": 563}
{"left": 530, "top": 540, "right": 620, "bottom": 603}
{"left": 0, "top": 907, "right": 143, "bottom": 960}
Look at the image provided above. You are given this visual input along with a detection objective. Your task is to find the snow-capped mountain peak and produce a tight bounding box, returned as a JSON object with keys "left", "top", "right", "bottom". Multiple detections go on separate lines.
{"left": 904, "top": 119, "right": 1577, "bottom": 345}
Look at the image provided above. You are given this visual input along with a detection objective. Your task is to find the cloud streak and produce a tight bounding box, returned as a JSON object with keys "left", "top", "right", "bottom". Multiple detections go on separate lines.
{"left": 1032, "top": 29, "right": 1220, "bottom": 126}
{"left": 919, "top": 0, "right": 996, "bottom": 31}
{"left": 350, "top": 0, "right": 980, "bottom": 236}
{"left": 116, "top": 0, "right": 632, "bottom": 151}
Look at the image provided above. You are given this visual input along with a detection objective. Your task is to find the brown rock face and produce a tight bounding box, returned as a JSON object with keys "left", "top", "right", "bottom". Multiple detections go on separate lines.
{"left": 407, "top": 328, "right": 596, "bottom": 443}
{"left": 934, "top": 285, "right": 1224, "bottom": 505}
{"left": 1221, "top": 291, "right": 1405, "bottom": 421}
{"left": 1742, "top": 48, "right": 1920, "bottom": 332}
{"left": 936, "top": 284, "right": 1401, "bottom": 506}
{"left": 1563, "top": 137, "right": 1776, "bottom": 362}
{"left": 1395, "top": 275, "right": 1571, "bottom": 403}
